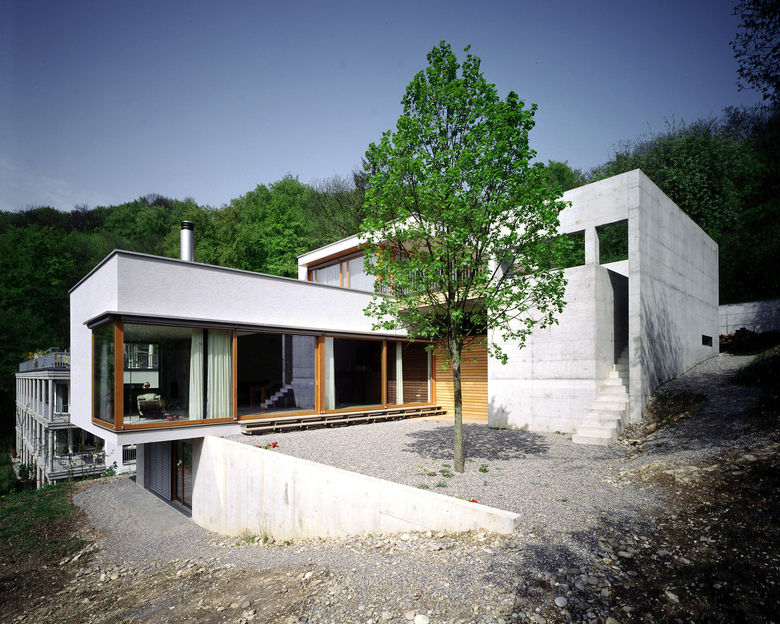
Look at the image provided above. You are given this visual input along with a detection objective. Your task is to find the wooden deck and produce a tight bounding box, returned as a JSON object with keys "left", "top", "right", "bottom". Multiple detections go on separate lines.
{"left": 240, "top": 404, "right": 446, "bottom": 435}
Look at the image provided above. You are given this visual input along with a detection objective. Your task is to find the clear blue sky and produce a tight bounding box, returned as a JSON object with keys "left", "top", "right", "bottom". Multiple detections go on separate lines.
{"left": 0, "top": 0, "right": 763, "bottom": 212}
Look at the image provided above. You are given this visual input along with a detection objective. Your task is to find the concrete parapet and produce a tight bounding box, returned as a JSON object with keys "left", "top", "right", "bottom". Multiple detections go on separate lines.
{"left": 192, "top": 436, "right": 520, "bottom": 539}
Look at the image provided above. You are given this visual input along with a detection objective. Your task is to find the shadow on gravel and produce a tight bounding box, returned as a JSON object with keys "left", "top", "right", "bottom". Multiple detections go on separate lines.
{"left": 404, "top": 424, "right": 549, "bottom": 460}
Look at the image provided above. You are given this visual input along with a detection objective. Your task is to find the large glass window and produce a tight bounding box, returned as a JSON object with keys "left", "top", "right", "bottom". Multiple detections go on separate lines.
{"left": 347, "top": 255, "right": 376, "bottom": 292}
{"left": 93, "top": 324, "right": 115, "bottom": 425}
{"left": 237, "top": 332, "right": 316, "bottom": 416}
{"left": 122, "top": 324, "right": 232, "bottom": 424}
{"left": 324, "top": 338, "right": 382, "bottom": 410}
{"left": 387, "top": 341, "right": 429, "bottom": 404}
{"left": 313, "top": 263, "right": 340, "bottom": 286}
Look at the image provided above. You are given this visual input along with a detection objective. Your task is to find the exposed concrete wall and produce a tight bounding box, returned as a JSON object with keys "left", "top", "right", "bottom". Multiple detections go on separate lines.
{"left": 488, "top": 264, "right": 615, "bottom": 433}
{"left": 192, "top": 437, "right": 520, "bottom": 539}
{"left": 719, "top": 298, "right": 780, "bottom": 334}
{"left": 632, "top": 171, "right": 719, "bottom": 421}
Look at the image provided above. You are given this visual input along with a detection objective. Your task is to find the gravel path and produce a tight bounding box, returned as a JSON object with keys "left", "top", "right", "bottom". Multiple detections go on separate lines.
{"left": 72, "top": 352, "right": 765, "bottom": 624}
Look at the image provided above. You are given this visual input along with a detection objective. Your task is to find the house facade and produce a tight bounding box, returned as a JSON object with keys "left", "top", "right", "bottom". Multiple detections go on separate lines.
{"left": 15, "top": 350, "right": 135, "bottom": 487}
{"left": 67, "top": 169, "right": 718, "bottom": 518}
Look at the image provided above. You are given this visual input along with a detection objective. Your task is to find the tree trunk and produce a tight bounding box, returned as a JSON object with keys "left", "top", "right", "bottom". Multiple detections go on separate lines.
{"left": 451, "top": 343, "right": 465, "bottom": 473}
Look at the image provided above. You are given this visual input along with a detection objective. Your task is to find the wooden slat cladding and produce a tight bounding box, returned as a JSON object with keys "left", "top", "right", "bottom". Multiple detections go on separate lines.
{"left": 433, "top": 337, "right": 488, "bottom": 421}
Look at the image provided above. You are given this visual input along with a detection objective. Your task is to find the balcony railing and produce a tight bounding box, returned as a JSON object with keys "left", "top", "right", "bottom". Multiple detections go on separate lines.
{"left": 51, "top": 451, "right": 106, "bottom": 474}
{"left": 19, "top": 351, "right": 70, "bottom": 372}
{"left": 124, "top": 352, "right": 159, "bottom": 370}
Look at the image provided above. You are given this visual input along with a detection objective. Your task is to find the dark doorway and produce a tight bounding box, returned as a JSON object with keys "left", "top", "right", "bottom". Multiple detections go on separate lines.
{"left": 172, "top": 440, "right": 193, "bottom": 509}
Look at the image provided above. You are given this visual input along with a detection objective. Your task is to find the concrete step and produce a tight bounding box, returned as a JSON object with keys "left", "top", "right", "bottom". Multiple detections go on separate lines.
{"left": 607, "top": 370, "right": 629, "bottom": 381}
{"left": 591, "top": 399, "right": 629, "bottom": 411}
{"left": 571, "top": 432, "right": 614, "bottom": 446}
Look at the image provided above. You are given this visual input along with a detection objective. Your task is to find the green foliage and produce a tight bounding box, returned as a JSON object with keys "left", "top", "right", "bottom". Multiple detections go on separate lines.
{"left": 0, "top": 464, "right": 16, "bottom": 495}
{"left": 304, "top": 170, "right": 368, "bottom": 245}
{"left": 362, "top": 42, "right": 568, "bottom": 471}
{"left": 543, "top": 160, "right": 587, "bottom": 192}
{"left": 597, "top": 220, "right": 628, "bottom": 264}
{"left": 588, "top": 107, "right": 780, "bottom": 304}
{"left": 730, "top": 0, "right": 779, "bottom": 104}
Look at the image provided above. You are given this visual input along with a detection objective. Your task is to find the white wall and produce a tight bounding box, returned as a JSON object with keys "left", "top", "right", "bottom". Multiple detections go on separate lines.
{"left": 69, "top": 256, "right": 119, "bottom": 437}
{"left": 192, "top": 436, "right": 519, "bottom": 538}
{"left": 719, "top": 298, "right": 780, "bottom": 334}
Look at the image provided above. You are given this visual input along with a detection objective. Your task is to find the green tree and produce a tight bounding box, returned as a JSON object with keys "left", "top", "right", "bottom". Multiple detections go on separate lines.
{"left": 362, "top": 42, "right": 569, "bottom": 473}
{"left": 304, "top": 169, "right": 368, "bottom": 245}
{"left": 731, "top": 0, "right": 779, "bottom": 104}
{"left": 543, "top": 160, "right": 587, "bottom": 192}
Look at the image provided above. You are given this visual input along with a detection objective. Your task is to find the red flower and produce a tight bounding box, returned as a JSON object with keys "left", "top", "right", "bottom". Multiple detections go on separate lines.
{"left": 469, "top": 499, "right": 478, "bottom": 503}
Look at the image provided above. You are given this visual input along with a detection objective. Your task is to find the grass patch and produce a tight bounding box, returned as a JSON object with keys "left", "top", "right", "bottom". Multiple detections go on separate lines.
{"left": 0, "top": 483, "right": 83, "bottom": 556}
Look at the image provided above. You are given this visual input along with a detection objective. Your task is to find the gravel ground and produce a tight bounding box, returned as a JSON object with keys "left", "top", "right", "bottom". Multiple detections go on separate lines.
{"left": 626, "top": 353, "right": 765, "bottom": 467}
{"left": 71, "top": 352, "right": 766, "bottom": 624}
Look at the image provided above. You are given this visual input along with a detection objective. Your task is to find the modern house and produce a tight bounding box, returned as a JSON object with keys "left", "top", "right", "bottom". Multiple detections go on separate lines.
{"left": 15, "top": 349, "right": 135, "bottom": 487}
{"left": 67, "top": 169, "right": 717, "bottom": 526}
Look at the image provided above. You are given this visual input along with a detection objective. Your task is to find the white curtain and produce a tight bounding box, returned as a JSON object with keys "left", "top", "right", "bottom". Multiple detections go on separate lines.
{"left": 324, "top": 337, "right": 335, "bottom": 410}
{"left": 207, "top": 331, "right": 232, "bottom": 419}
{"left": 189, "top": 330, "right": 204, "bottom": 420}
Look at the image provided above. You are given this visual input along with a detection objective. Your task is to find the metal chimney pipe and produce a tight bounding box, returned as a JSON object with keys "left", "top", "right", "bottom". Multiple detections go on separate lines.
{"left": 180, "top": 221, "right": 194, "bottom": 262}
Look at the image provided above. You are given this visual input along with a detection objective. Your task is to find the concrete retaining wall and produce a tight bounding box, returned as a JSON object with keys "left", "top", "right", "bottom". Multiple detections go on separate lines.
{"left": 719, "top": 299, "right": 780, "bottom": 334}
{"left": 192, "top": 436, "right": 520, "bottom": 539}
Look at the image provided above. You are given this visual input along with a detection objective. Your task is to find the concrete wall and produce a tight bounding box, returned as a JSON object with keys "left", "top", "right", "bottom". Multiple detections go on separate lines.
{"left": 719, "top": 298, "right": 780, "bottom": 334}
{"left": 488, "top": 264, "right": 615, "bottom": 432}
{"left": 632, "top": 171, "right": 719, "bottom": 420}
{"left": 488, "top": 170, "right": 718, "bottom": 431}
{"left": 192, "top": 436, "right": 520, "bottom": 539}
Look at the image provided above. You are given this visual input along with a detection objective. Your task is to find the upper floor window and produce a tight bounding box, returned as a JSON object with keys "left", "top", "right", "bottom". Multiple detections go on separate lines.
{"left": 308, "top": 253, "right": 376, "bottom": 292}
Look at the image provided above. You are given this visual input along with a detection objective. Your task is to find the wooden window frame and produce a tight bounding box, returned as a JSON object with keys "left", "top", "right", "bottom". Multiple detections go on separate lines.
{"left": 91, "top": 318, "right": 238, "bottom": 431}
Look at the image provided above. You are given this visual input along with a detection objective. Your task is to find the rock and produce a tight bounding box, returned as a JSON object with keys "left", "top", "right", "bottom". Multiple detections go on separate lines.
{"left": 605, "top": 618, "right": 619, "bottom": 624}
{"left": 664, "top": 589, "right": 680, "bottom": 604}
{"left": 413, "top": 616, "right": 429, "bottom": 624}
{"left": 678, "top": 557, "right": 691, "bottom": 565}
{"left": 239, "top": 599, "right": 251, "bottom": 608}
{"left": 404, "top": 611, "right": 416, "bottom": 621}
{"left": 617, "top": 551, "right": 633, "bottom": 559}
{"left": 533, "top": 615, "right": 547, "bottom": 624}
{"left": 381, "top": 612, "right": 392, "bottom": 621}
{"left": 554, "top": 596, "right": 568, "bottom": 608}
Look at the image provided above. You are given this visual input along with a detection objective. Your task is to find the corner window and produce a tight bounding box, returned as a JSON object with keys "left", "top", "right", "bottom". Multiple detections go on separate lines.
{"left": 123, "top": 324, "right": 233, "bottom": 424}
{"left": 93, "top": 323, "right": 115, "bottom": 425}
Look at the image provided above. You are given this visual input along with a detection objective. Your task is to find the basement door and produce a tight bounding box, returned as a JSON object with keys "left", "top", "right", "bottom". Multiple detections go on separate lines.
{"left": 172, "top": 440, "right": 193, "bottom": 509}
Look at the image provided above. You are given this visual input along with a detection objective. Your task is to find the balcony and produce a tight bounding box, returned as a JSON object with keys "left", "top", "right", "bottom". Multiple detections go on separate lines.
{"left": 19, "top": 351, "right": 70, "bottom": 372}
{"left": 50, "top": 451, "right": 106, "bottom": 475}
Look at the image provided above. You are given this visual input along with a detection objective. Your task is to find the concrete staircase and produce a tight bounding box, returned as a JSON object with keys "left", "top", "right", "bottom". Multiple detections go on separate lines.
{"left": 572, "top": 349, "right": 629, "bottom": 446}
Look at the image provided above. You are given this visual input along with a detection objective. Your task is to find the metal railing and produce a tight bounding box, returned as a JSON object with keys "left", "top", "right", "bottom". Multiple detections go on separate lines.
{"left": 122, "top": 445, "right": 137, "bottom": 464}
{"left": 51, "top": 451, "right": 106, "bottom": 473}
{"left": 19, "top": 351, "right": 70, "bottom": 372}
